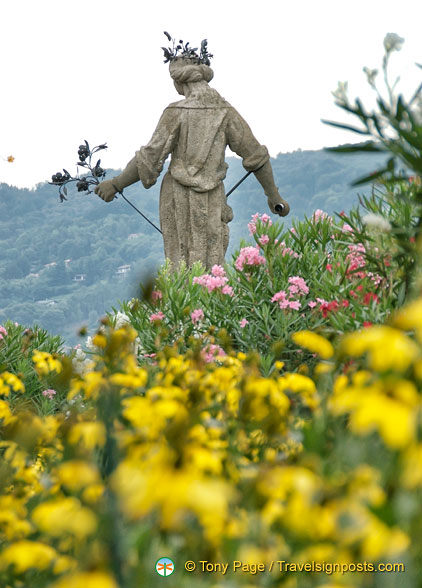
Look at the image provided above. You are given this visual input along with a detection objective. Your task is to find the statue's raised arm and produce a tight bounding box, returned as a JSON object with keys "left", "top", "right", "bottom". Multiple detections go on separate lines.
{"left": 95, "top": 34, "right": 290, "bottom": 269}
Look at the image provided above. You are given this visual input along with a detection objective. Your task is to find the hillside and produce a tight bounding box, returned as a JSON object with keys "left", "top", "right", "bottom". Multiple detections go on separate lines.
{"left": 0, "top": 148, "right": 386, "bottom": 346}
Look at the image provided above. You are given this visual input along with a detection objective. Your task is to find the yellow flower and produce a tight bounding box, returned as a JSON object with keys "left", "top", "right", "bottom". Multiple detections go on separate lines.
{"left": 69, "top": 371, "right": 108, "bottom": 400}
{"left": 348, "top": 465, "right": 385, "bottom": 507}
{"left": 0, "top": 540, "right": 56, "bottom": 573}
{"left": 329, "top": 383, "right": 417, "bottom": 449}
{"left": 92, "top": 333, "right": 107, "bottom": 348}
{"left": 393, "top": 297, "right": 422, "bottom": 341}
{"left": 82, "top": 483, "right": 105, "bottom": 504}
{"left": 341, "top": 326, "right": 420, "bottom": 372}
{"left": 278, "top": 373, "right": 319, "bottom": 409}
{"left": 109, "top": 371, "right": 147, "bottom": 389}
{"left": 51, "top": 571, "right": 118, "bottom": 588}
{"left": 112, "top": 460, "right": 232, "bottom": 545}
{"left": 7, "top": 155, "right": 15, "bottom": 163}
{"left": 292, "top": 331, "right": 334, "bottom": 359}
{"left": 0, "top": 399, "right": 14, "bottom": 424}
{"left": 0, "top": 500, "right": 34, "bottom": 540}
{"left": 52, "top": 555, "right": 77, "bottom": 575}
{"left": 56, "top": 460, "right": 100, "bottom": 492}
{"left": 32, "top": 497, "right": 97, "bottom": 538}
{"left": 401, "top": 444, "right": 422, "bottom": 488}
{"left": 32, "top": 350, "right": 62, "bottom": 375}
{"left": 185, "top": 446, "right": 223, "bottom": 475}
{"left": 68, "top": 421, "right": 106, "bottom": 449}
{"left": 314, "top": 362, "right": 334, "bottom": 376}
{"left": 361, "top": 518, "right": 409, "bottom": 560}
{"left": 0, "top": 372, "right": 25, "bottom": 396}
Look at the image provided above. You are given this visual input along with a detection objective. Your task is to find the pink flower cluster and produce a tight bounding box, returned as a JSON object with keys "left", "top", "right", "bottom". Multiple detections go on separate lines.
{"left": 201, "top": 344, "right": 227, "bottom": 363}
{"left": 271, "top": 276, "right": 309, "bottom": 310}
{"left": 287, "top": 276, "right": 309, "bottom": 296}
{"left": 191, "top": 308, "right": 204, "bottom": 324}
{"left": 0, "top": 326, "right": 7, "bottom": 340}
{"left": 149, "top": 311, "right": 165, "bottom": 323}
{"left": 151, "top": 290, "right": 163, "bottom": 302}
{"left": 193, "top": 265, "right": 234, "bottom": 296}
{"left": 346, "top": 243, "right": 366, "bottom": 278}
{"left": 42, "top": 389, "right": 56, "bottom": 400}
{"left": 278, "top": 241, "right": 300, "bottom": 258}
{"left": 235, "top": 246, "right": 266, "bottom": 271}
{"left": 312, "top": 209, "right": 333, "bottom": 224}
{"left": 248, "top": 212, "right": 272, "bottom": 235}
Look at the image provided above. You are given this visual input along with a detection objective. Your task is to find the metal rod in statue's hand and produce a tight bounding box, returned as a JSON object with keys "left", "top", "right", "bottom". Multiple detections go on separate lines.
{"left": 225, "top": 170, "right": 284, "bottom": 213}
{"left": 225, "top": 170, "right": 252, "bottom": 198}
{"left": 112, "top": 184, "right": 163, "bottom": 235}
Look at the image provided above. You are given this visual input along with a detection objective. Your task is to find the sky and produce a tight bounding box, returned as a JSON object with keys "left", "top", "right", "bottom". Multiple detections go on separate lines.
{"left": 1, "top": 0, "right": 421, "bottom": 189}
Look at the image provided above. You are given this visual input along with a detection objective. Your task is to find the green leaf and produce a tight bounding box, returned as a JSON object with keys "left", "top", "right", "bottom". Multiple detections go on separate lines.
{"left": 395, "top": 95, "right": 406, "bottom": 122}
{"left": 326, "top": 141, "right": 384, "bottom": 153}
{"left": 321, "top": 119, "right": 370, "bottom": 135}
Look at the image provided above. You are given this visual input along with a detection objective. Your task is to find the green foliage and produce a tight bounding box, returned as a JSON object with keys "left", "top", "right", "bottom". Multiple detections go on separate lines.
{"left": 0, "top": 321, "right": 66, "bottom": 413}
{"left": 111, "top": 186, "right": 418, "bottom": 373}
{"left": 0, "top": 150, "right": 386, "bottom": 347}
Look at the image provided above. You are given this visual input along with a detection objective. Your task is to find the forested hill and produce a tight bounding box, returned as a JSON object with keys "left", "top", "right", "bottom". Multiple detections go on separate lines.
{"left": 0, "top": 148, "right": 385, "bottom": 346}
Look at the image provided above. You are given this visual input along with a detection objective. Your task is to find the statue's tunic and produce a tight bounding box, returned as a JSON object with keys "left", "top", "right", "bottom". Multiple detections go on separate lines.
{"left": 134, "top": 94, "right": 270, "bottom": 268}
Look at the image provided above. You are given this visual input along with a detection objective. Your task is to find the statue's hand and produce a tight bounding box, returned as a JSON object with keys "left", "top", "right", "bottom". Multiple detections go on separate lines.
{"left": 95, "top": 180, "right": 118, "bottom": 202}
{"left": 267, "top": 196, "right": 290, "bottom": 217}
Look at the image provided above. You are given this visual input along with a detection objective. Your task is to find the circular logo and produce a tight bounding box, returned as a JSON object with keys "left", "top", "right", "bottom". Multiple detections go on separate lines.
{"left": 156, "top": 557, "right": 175, "bottom": 577}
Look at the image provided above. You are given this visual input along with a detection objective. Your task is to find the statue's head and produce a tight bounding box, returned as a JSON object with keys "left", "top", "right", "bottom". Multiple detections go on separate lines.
{"left": 162, "top": 33, "right": 214, "bottom": 95}
{"left": 169, "top": 58, "right": 214, "bottom": 95}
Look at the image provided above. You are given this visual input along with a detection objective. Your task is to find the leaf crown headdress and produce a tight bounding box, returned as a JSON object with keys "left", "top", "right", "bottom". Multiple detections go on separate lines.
{"left": 161, "top": 31, "right": 213, "bottom": 66}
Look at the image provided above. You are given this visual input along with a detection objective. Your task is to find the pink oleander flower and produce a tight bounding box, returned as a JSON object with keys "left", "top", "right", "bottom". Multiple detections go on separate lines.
{"left": 235, "top": 246, "right": 266, "bottom": 271}
{"left": 221, "top": 285, "right": 234, "bottom": 296}
{"left": 143, "top": 352, "right": 157, "bottom": 358}
{"left": 211, "top": 265, "right": 226, "bottom": 277}
{"left": 191, "top": 308, "right": 204, "bottom": 324}
{"left": 42, "top": 389, "right": 56, "bottom": 400}
{"left": 0, "top": 326, "right": 7, "bottom": 339}
{"left": 247, "top": 213, "right": 260, "bottom": 235}
{"left": 201, "top": 344, "right": 227, "bottom": 363}
{"left": 271, "top": 290, "right": 287, "bottom": 304}
{"left": 260, "top": 213, "right": 272, "bottom": 225}
{"left": 312, "top": 209, "right": 333, "bottom": 224}
{"left": 149, "top": 311, "right": 165, "bottom": 323}
{"left": 193, "top": 274, "right": 228, "bottom": 292}
{"left": 248, "top": 212, "right": 272, "bottom": 236}
{"left": 316, "top": 297, "right": 328, "bottom": 305}
{"left": 308, "top": 301, "right": 317, "bottom": 308}
{"left": 279, "top": 242, "right": 300, "bottom": 258}
{"left": 279, "top": 299, "right": 301, "bottom": 310}
{"left": 259, "top": 234, "right": 270, "bottom": 245}
{"left": 151, "top": 290, "right": 163, "bottom": 302}
{"left": 368, "top": 272, "right": 382, "bottom": 286}
{"left": 239, "top": 318, "right": 249, "bottom": 328}
{"left": 346, "top": 243, "right": 366, "bottom": 278}
{"left": 342, "top": 223, "right": 353, "bottom": 233}
{"left": 288, "top": 276, "right": 309, "bottom": 295}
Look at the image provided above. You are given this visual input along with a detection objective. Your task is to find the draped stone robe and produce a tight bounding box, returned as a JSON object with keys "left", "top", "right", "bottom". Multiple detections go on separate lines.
{"left": 134, "top": 93, "right": 270, "bottom": 269}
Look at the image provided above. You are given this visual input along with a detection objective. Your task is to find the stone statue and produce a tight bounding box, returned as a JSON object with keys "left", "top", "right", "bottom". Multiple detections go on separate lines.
{"left": 95, "top": 36, "right": 290, "bottom": 269}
